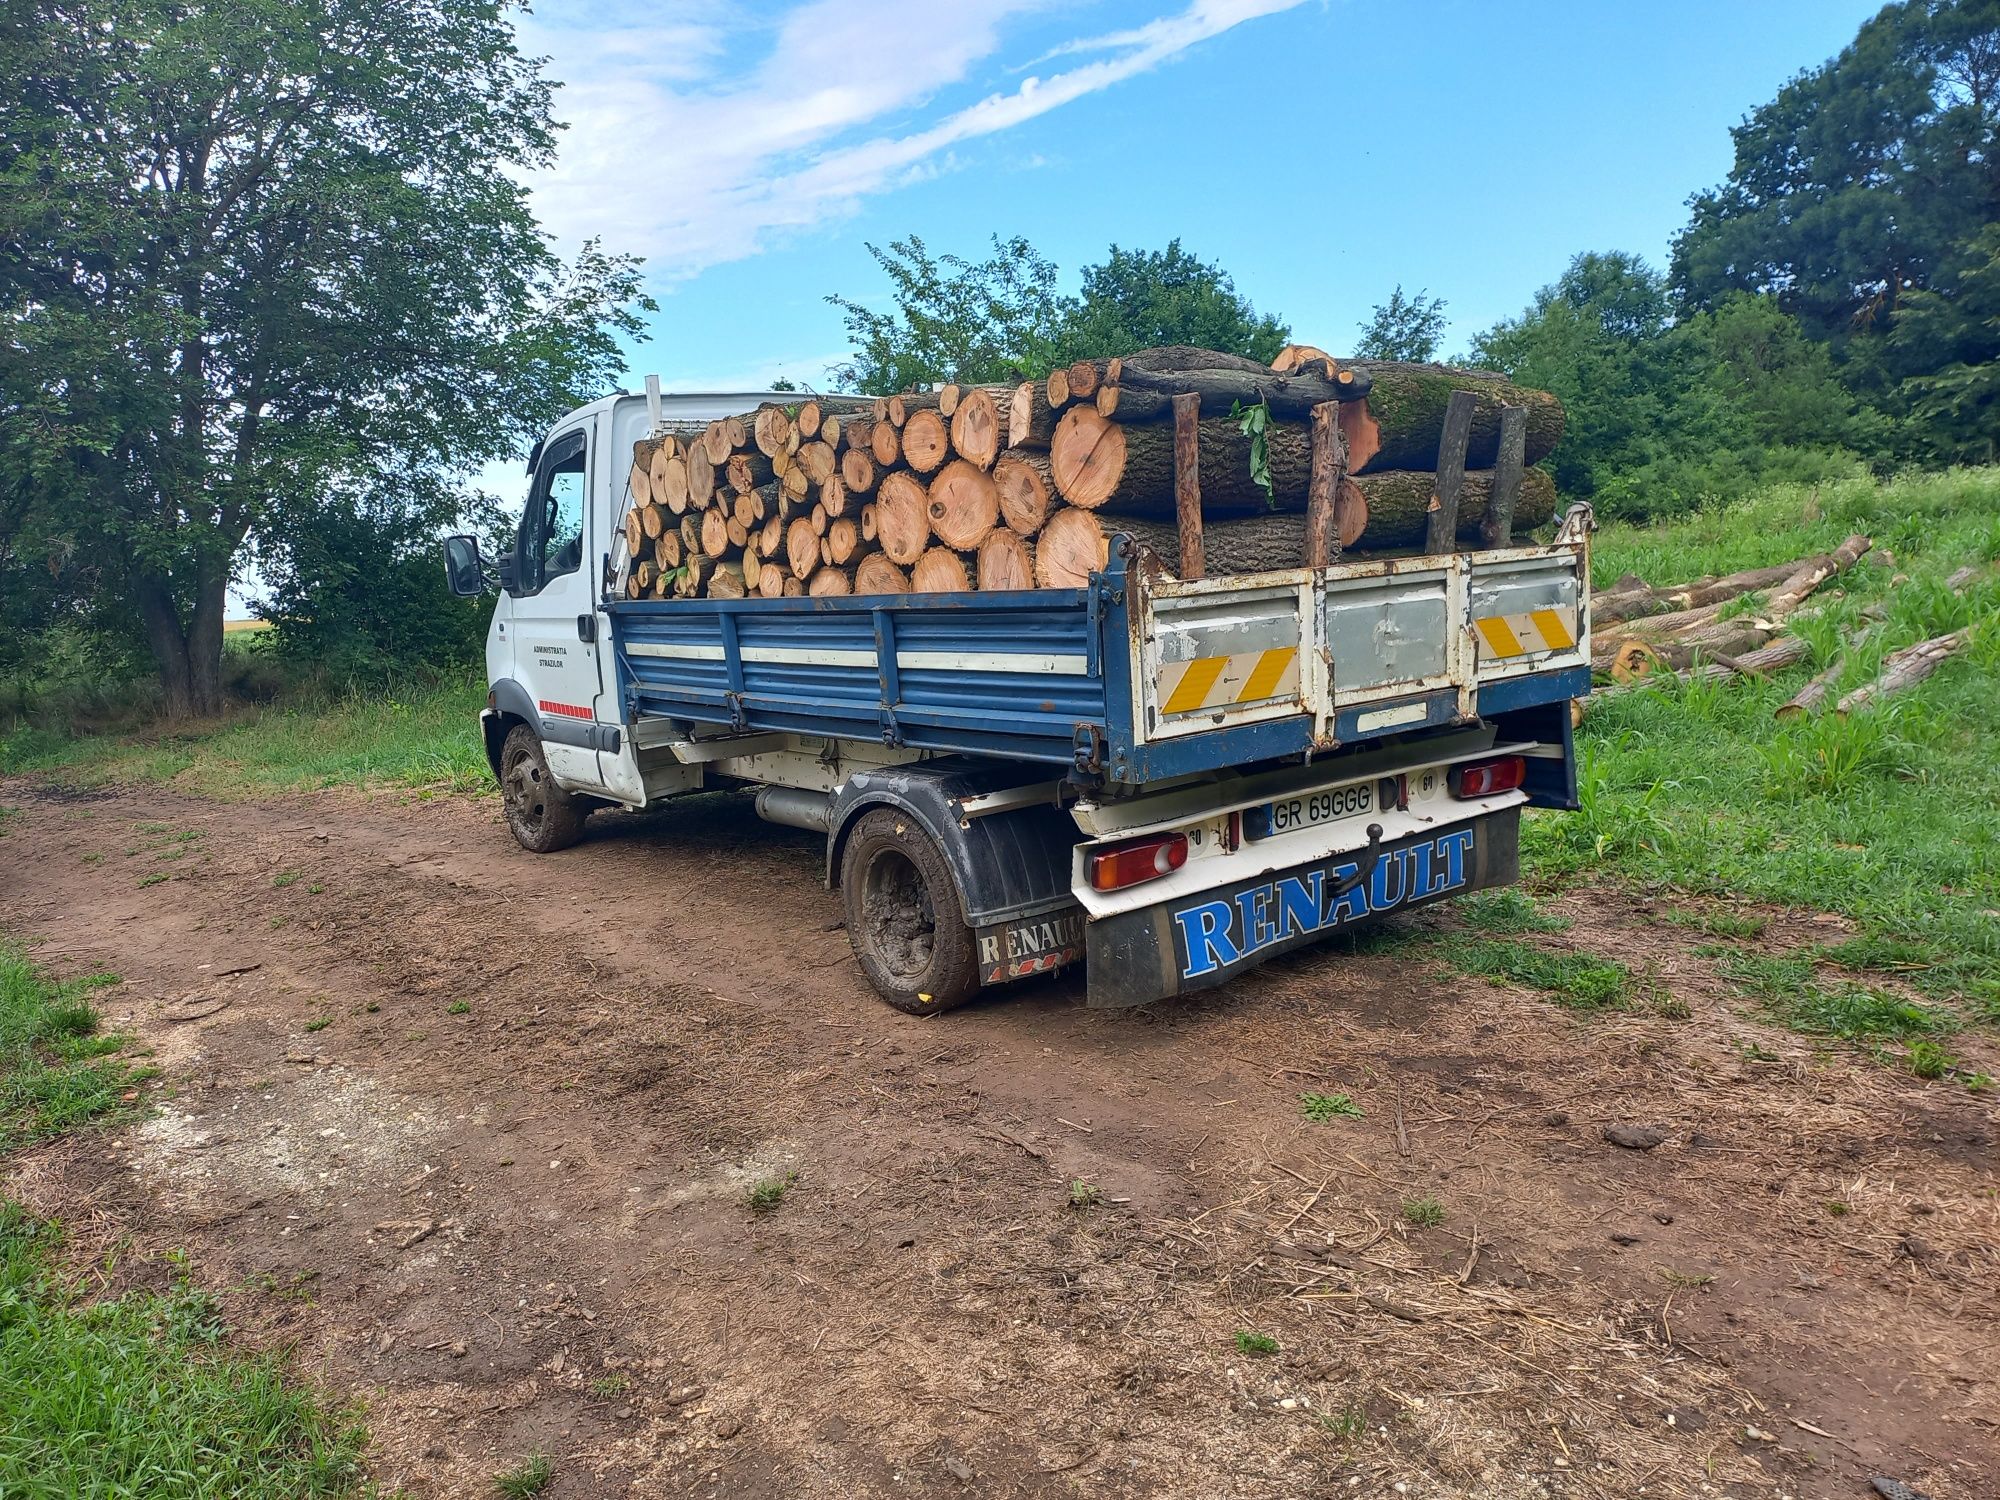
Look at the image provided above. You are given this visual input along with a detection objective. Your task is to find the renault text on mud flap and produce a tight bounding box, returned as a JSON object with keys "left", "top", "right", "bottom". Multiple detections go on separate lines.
{"left": 976, "top": 910, "right": 1086, "bottom": 983}
{"left": 1172, "top": 828, "right": 1476, "bottom": 980}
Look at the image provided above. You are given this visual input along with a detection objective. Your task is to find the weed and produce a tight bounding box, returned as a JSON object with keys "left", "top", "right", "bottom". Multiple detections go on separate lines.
{"left": 1906, "top": 1039, "right": 1957, "bottom": 1080}
{"left": 589, "top": 1374, "right": 629, "bottom": 1398}
{"left": 1318, "top": 1401, "right": 1368, "bottom": 1441}
{"left": 1401, "top": 1195, "right": 1446, "bottom": 1228}
{"left": 1650, "top": 994, "right": 1694, "bottom": 1020}
{"left": 1661, "top": 908, "right": 1766, "bottom": 940}
{"left": 747, "top": 1173, "right": 797, "bottom": 1214}
{"left": 447, "top": 1000, "right": 471, "bottom": 1015}
{"left": 1758, "top": 710, "right": 1912, "bottom": 798}
{"left": 1233, "top": 1330, "right": 1279, "bottom": 1357}
{"left": 1437, "top": 936, "right": 1629, "bottom": 1009}
{"left": 495, "top": 1452, "right": 554, "bottom": 1498}
{"left": 0, "top": 945, "right": 144, "bottom": 1148}
{"left": 1454, "top": 888, "right": 1570, "bottom": 934}
{"left": 1824, "top": 1200, "right": 1850, "bottom": 1217}
{"left": 1715, "top": 952, "right": 1949, "bottom": 1043}
{"left": 81, "top": 852, "right": 104, "bottom": 867}
{"left": 1067, "top": 1179, "right": 1102, "bottom": 1209}
{"left": 303, "top": 1017, "right": 332, "bottom": 1034}
{"left": 272, "top": 869, "right": 302, "bottom": 888}
{"left": 307, "top": 883, "right": 324, "bottom": 895}
{"left": 1658, "top": 1268, "right": 1715, "bottom": 1290}
{"left": 1738, "top": 1039, "right": 1779, "bottom": 1062}
{"left": 1300, "top": 1091, "right": 1364, "bottom": 1122}
{"left": 138, "top": 872, "right": 169, "bottom": 888}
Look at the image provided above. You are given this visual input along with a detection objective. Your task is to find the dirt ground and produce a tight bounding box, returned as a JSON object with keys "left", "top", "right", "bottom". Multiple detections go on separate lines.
{"left": 2, "top": 779, "right": 1994, "bottom": 1500}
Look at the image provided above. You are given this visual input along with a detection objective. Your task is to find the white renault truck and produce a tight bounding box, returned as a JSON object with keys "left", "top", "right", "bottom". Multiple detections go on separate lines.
{"left": 445, "top": 386, "right": 1591, "bottom": 1013}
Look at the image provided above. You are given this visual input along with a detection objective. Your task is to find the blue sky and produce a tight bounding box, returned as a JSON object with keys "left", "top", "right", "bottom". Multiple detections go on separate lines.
{"left": 517, "top": 0, "right": 1880, "bottom": 390}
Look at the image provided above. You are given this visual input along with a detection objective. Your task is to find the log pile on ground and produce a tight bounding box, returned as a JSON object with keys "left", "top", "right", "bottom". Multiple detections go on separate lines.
{"left": 620, "top": 345, "right": 1567, "bottom": 599}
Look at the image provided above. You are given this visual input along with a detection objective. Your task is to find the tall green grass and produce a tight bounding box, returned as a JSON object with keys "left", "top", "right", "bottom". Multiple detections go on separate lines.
{"left": 0, "top": 673, "right": 489, "bottom": 798}
{"left": 1533, "top": 467, "right": 2000, "bottom": 1014}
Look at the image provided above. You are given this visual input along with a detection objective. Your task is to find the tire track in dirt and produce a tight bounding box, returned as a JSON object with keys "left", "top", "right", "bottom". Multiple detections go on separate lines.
{"left": 2, "top": 779, "right": 1994, "bottom": 1499}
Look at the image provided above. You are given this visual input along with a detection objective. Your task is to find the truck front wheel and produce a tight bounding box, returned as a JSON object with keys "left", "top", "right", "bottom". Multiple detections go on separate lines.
{"left": 499, "top": 724, "right": 589, "bottom": 853}
{"left": 840, "top": 809, "right": 980, "bottom": 1014}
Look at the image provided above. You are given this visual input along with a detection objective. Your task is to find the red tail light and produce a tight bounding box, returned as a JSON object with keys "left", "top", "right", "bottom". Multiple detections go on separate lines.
{"left": 1449, "top": 755, "right": 1527, "bottom": 799}
{"left": 1089, "top": 832, "right": 1189, "bottom": 892}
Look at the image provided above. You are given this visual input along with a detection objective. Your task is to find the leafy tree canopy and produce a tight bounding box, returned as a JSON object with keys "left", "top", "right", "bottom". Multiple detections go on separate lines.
{"left": 829, "top": 236, "right": 1287, "bottom": 390}
{"left": 0, "top": 0, "right": 649, "bottom": 714}
{"left": 1354, "top": 286, "right": 1447, "bottom": 361}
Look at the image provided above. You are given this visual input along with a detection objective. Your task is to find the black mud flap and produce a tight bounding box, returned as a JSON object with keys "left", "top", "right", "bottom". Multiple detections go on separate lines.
{"left": 1084, "top": 809, "right": 1521, "bottom": 1008}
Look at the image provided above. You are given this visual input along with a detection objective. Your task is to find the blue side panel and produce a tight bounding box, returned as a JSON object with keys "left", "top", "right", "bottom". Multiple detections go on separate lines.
{"left": 1478, "top": 665, "right": 1593, "bottom": 716}
{"left": 607, "top": 589, "right": 1107, "bottom": 765}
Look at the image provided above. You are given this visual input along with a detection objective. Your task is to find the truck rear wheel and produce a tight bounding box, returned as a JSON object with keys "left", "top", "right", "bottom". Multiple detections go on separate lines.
{"left": 499, "top": 724, "right": 589, "bottom": 853}
{"left": 840, "top": 809, "right": 979, "bottom": 1014}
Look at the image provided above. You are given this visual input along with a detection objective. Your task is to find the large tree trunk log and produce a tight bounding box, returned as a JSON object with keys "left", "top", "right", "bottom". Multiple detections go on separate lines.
{"left": 1098, "top": 468, "right": 1557, "bottom": 568}
{"left": 855, "top": 552, "right": 910, "bottom": 595}
{"left": 948, "top": 386, "right": 1004, "bottom": 469}
{"left": 874, "top": 471, "right": 930, "bottom": 566}
{"left": 1035, "top": 507, "right": 1108, "bottom": 588}
{"left": 912, "top": 547, "right": 971, "bottom": 594}
{"left": 977, "top": 530, "right": 1035, "bottom": 592}
{"left": 993, "top": 450, "right": 1052, "bottom": 536}
{"left": 926, "top": 460, "right": 999, "bottom": 551}
{"left": 1337, "top": 363, "right": 1564, "bottom": 474}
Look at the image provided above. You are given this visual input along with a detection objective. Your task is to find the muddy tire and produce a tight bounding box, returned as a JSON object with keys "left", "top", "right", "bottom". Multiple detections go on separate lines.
{"left": 840, "top": 809, "right": 980, "bottom": 1014}
{"left": 499, "top": 724, "right": 589, "bottom": 854}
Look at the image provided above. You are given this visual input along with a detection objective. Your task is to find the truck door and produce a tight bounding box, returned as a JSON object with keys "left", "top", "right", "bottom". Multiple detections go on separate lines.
{"left": 504, "top": 424, "right": 610, "bottom": 791}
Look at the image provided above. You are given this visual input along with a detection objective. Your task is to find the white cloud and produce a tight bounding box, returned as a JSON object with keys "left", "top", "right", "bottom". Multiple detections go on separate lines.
{"left": 522, "top": 0, "right": 1307, "bottom": 282}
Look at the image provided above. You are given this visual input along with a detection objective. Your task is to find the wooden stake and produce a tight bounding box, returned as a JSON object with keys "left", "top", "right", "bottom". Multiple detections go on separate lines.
{"left": 1425, "top": 389, "right": 1477, "bottom": 555}
{"left": 1481, "top": 405, "right": 1527, "bottom": 549}
{"left": 1172, "top": 392, "right": 1204, "bottom": 581}
{"left": 1304, "top": 399, "right": 1347, "bottom": 569}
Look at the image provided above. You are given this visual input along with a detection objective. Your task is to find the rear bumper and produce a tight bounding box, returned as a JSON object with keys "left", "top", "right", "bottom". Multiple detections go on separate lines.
{"left": 1083, "top": 807, "right": 1520, "bottom": 1007}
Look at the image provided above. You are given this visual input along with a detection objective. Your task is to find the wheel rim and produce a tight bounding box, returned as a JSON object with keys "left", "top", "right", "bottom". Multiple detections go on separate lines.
{"left": 503, "top": 746, "right": 548, "bottom": 834}
{"left": 862, "top": 847, "right": 936, "bottom": 981}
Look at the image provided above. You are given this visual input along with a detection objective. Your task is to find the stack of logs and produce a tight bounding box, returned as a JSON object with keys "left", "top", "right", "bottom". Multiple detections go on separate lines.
{"left": 620, "top": 344, "right": 1569, "bottom": 600}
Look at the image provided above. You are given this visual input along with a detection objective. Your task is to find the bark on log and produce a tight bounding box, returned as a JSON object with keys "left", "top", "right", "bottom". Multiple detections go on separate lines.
{"left": 977, "top": 530, "right": 1035, "bottom": 592}
{"left": 993, "top": 450, "right": 1053, "bottom": 536}
{"left": 1777, "top": 658, "right": 1845, "bottom": 719}
{"left": 1109, "top": 360, "right": 1372, "bottom": 421}
{"left": 1337, "top": 364, "right": 1564, "bottom": 474}
{"left": 1173, "top": 392, "right": 1204, "bottom": 581}
{"left": 1837, "top": 631, "right": 1969, "bottom": 714}
{"left": 948, "top": 387, "right": 1003, "bottom": 470}
{"left": 912, "top": 547, "right": 972, "bottom": 594}
{"left": 875, "top": 471, "right": 930, "bottom": 566}
{"left": 855, "top": 553, "right": 910, "bottom": 595}
{"left": 1035, "top": 507, "right": 1107, "bottom": 589}
{"left": 926, "top": 460, "right": 999, "bottom": 551}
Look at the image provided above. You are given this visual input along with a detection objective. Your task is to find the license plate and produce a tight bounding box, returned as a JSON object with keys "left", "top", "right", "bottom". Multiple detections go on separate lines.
{"left": 1244, "top": 781, "right": 1374, "bottom": 840}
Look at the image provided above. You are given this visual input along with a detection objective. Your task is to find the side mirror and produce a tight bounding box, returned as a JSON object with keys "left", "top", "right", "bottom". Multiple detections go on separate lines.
{"left": 442, "top": 534, "right": 487, "bottom": 596}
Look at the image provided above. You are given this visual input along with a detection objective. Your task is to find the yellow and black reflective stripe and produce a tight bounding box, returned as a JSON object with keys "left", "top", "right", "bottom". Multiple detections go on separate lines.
{"left": 1473, "top": 606, "right": 1577, "bottom": 659}
{"left": 1157, "top": 647, "right": 1300, "bottom": 716}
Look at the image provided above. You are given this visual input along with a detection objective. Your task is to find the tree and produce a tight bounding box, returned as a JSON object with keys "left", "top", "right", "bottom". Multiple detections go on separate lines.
{"left": 828, "top": 235, "right": 1069, "bottom": 391}
{"left": 0, "top": 0, "right": 647, "bottom": 717}
{"left": 1354, "top": 286, "right": 1447, "bottom": 361}
{"left": 1672, "top": 1, "right": 2000, "bottom": 342}
{"left": 1891, "top": 223, "right": 2000, "bottom": 462}
{"left": 1062, "top": 241, "right": 1289, "bottom": 364}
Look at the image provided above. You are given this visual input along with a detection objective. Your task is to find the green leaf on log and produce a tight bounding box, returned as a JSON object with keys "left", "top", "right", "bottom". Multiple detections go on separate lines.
{"left": 1231, "top": 397, "right": 1275, "bottom": 509}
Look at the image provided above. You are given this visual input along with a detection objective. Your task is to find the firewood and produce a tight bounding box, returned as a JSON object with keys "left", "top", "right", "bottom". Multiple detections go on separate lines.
{"left": 1007, "top": 382, "right": 1063, "bottom": 450}
{"left": 912, "top": 547, "right": 971, "bottom": 593}
{"left": 655, "top": 530, "right": 682, "bottom": 569}
{"left": 1066, "top": 359, "right": 1100, "bottom": 400}
{"left": 938, "top": 384, "right": 960, "bottom": 417}
{"left": 732, "top": 490, "right": 759, "bottom": 529}
{"left": 1271, "top": 343, "right": 1332, "bottom": 374}
{"left": 726, "top": 451, "right": 772, "bottom": 492}
{"left": 702, "top": 421, "right": 732, "bottom": 466}
{"left": 795, "top": 400, "right": 822, "bottom": 439}
{"left": 707, "top": 560, "right": 747, "bottom": 599}
{"left": 948, "top": 386, "right": 1002, "bottom": 470}
{"left": 678, "top": 514, "right": 702, "bottom": 556}
{"left": 726, "top": 516, "right": 748, "bottom": 550}
{"left": 840, "top": 447, "right": 877, "bottom": 495}
{"left": 754, "top": 405, "right": 792, "bottom": 457}
{"left": 1035, "top": 507, "right": 1107, "bottom": 589}
{"left": 629, "top": 455, "right": 653, "bottom": 507}
{"left": 993, "top": 450, "right": 1053, "bottom": 537}
{"left": 758, "top": 561, "right": 787, "bottom": 598}
{"left": 828, "top": 517, "right": 859, "bottom": 565}
{"left": 886, "top": 394, "right": 907, "bottom": 427}
{"left": 634, "top": 558, "right": 656, "bottom": 592}
{"left": 875, "top": 471, "right": 930, "bottom": 566}
{"left": 901, "top": 409, "right": 950, "bottom": 474}
{"left": 870, "top": 418, "right": 901, "bottom": 468}
{"left": 926, "top": 460, "right": 1000, "bottom": 551}
{"left": 782, "top": 575, "right": 804, "bottom": 597}
{"left": 809, "top": 566, "right": 853, "bottom": 597}
{"left": 759, "top": 514, "right": 783, "bottom": 557}
{"left": 820, "top": 473, "right": 849, "bottom": 518}
{"left": 977, "top": 530, "right": 1035, "bottom": 592}
{"left": 809, "top": 502, "right": 828, "bottom": 536}
{"left": 700, "top": 507, "right": 728, "bottom": 559}
{"left": 855, "top": 553, "right": 909, "bottom": 595}
{"left": 787, "top": 518, "right": 819, "bottom": 580}
{"left": 686, "top": 451, "right": 716, "bottom": 509}
{"left": 1046, "top": 367, "right": 1071, "bottom": 410}
{"left": 797, "top": 440, "right": 836, "bottom": 485}
{"left": 622, "top": 508, "right": 643, "bottom": 554}
{"left": 860, "top": 503, "right": 877, "bottom": 544}
{"left": 638, "top": 504, "right": 664, "bottom": 540}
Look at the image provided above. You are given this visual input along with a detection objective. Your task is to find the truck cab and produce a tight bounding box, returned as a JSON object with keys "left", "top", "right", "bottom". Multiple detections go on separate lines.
{"left": 447, "top": 390, "right": 1591, "bottom": 1013}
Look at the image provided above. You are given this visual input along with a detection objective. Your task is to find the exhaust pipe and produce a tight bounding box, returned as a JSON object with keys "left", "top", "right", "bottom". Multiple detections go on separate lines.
{"left": 754, "top": 785, "right": 834, "bottom": 833}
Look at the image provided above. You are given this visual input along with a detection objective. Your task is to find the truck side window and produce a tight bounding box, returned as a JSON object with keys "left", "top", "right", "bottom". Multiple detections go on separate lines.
{"left": 514, "top": 431, "right": 588, "bottom": 594}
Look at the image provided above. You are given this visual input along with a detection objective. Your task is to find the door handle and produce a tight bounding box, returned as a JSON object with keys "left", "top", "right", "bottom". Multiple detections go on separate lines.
{"left": 576, "top": 614, "right": 597, "bottom": 643}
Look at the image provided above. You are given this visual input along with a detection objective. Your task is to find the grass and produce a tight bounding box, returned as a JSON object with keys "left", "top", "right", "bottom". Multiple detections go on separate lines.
{"left": 1534, "top": 468, "right": 2000, "bottom": 1022}
{"left": 494, "top": 1452, "right": 554, "bottom": 1497}
{"left": 0, "top": 671, "right": 489, "bottom": 797}
{"left": 1436, "top": 935, "right": 1631, "bottom": 1009}
{"left": 0, "top": 943, "right": 368, "bottom": 1495}
{"left": 0, "top": 943, "right": 145, "bottom": 1150}
{"left": 747, "top": 1173, "right": 797, "bottom": 1214}
{"left": 1401, "top": 1195, "right": 1447, "bottom": 1228}
{"left": 1067, "top": 1179, "right": 1102, "bottom": 1209}
{"left": 1299, "top": 1091, "right": 1364, "bottom": 1122}
{"left": 447, "top": 1000, "right": 471, "bottom": 1016}
{"left": 1233, "top": 1330, "right": 1279, "bottom": 1357}
{"left": 1454, "top": 888, "right": 1570, "bottom": 935}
